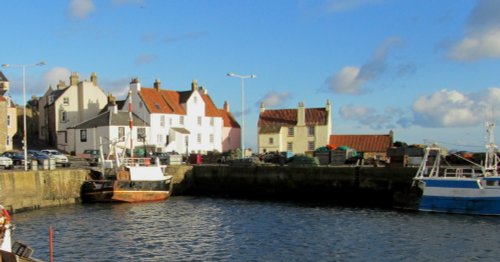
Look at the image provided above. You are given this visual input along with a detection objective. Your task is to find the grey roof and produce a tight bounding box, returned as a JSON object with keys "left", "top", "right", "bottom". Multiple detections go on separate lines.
{"left": 73, "top": 111, "right": 149, "bottom": 129}
{"left": 0, "top": 71, "right": 8, "bottom": 82}
{"left": 259, "top": 125, "right": 281, "bottom": 134}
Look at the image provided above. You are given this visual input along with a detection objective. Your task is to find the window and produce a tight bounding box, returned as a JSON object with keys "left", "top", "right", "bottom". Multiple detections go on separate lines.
{"left": 137, "top": 128, "right": 146, "bottom": 142}
{"left": 227, "top": 137, "right": 231, "bottom": 145}
{"left": 157, "top": 134, "right": 163, "bottom": 143}
{"left": 61, "top": 111, "right": 67, "bottom": 123}
{"left": 139, "top": 102, "right": 143, "bottom": 108}
{"left": 210, "top": 117, "right": 214, "bottom": 126}
{"left": 169, "top": 118, "right": 172, "bottom": 125}
{"left": 198, "top": 116, "right": 202, "bottom": 126}
{"left": 63, "top": 97, "right": 69, "bottom": 105}
{"left": 81, "top": 130, "right": 87, "bottom": 142}
{"left": 308, "top": 141, "right": 315, "bottom": 151}
{"left": 180, "top": 116, "right": 184, "bottom": 125}
{"left": 6, "top": 135, "right": 10, "bottom": 146}
{"left": 194, "top": 96, "right": 198, "bottom": 104}
{"left": 7, "top": 115, "right": 10, "bottom": 127}
{"left": 197, "top": 133, "right": 202, "bottom": 143}
{"left": 48, "top": 95, "right": 54, "bottom": 105}
{"left": 166, "top": 135, "right": 170, "bottom": 145}
{"left": 288, "top": 127, "right": 294, "bottom": 137}
{"left": 287, "top": 142, "right": 293, "bottom": 151}
{"left": 308, "top": 126, "right": 315, "bottom": 136}
{"left": 269, "top": 137, "right": 274, "bottom": 145}
{"left": 209, "top": 134, "right": 214, "bottom": 143}
{"left": 118, "top": 127, "right": 125, "bottom": 141}
{"left": 160, "top": 115, "right": 165, "bottom": 127}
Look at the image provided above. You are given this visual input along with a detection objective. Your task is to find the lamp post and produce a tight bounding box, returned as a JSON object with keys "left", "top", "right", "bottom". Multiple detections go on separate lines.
{"left": 2, "top": 61, "right": 46, "bottom": 171}
{"left": 227, "top": 72, "right": 256, "bottom": 158}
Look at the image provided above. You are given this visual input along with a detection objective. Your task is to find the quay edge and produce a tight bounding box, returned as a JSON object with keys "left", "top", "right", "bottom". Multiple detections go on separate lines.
{"left": 0, "top": 165, "right": 418, "bottom": 213}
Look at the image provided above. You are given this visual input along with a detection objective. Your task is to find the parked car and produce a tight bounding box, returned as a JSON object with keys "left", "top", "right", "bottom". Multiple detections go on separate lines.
{"left": 0, "top": 151, "right": 31, "bottom": 166}
{"left": 41, "top": 149, "right": 70, "bottom": 167}
{"left": 79, "top": 149, "right": 101, "bottom": 166}
{"left": 27, "top": 150, "right": 52, "bottom": 165}
{"left": 0, "top": 156, "right": 13, "bottom": 169}
{"left": 150, "top": 152, "right": 171, "bottom": 165}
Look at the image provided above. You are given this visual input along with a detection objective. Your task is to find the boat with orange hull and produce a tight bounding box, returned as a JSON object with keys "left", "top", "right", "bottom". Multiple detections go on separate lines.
{"left": 81, "top": 158, "right": 173, "bottom": 203}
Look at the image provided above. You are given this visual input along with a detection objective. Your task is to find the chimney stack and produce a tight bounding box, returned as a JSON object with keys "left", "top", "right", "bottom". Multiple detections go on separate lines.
{"left": 154, "top": 79, "right": 161, "bottom": 90}
{"left": 297, "top": 102, "right": 305, "bottom": 126}
{"left": 57, "top": 80, "right": 66, "bottom": 90}
{"left": 260, "top": 101, "right": 266, "bottom": 114}
{"left": 191, "top": 79, "right": 198, "bottom": 92}
{"left": 70, "top": 72, "right": 79, "bottom": 86}
{"left": 223, "top": 101, "right": 229, "bottom": 112}
{"left": 90, "top": 72, "right": 98, "bottom": 86}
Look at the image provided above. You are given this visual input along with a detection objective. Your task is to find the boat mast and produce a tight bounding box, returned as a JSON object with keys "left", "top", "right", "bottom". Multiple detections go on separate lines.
{"left": 484, "top": 122, "right": 498, "bottom": 176}
{"left": 129, "top": 88, "right": 134, "bottom": 159}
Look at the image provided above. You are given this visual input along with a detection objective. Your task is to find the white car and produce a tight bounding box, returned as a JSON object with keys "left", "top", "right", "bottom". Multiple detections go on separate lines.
{"left": 0, "top": 156, "right": 13, "bottom": 169}
{"left": 40, "top": 149, "right": 70, "bottom": 167}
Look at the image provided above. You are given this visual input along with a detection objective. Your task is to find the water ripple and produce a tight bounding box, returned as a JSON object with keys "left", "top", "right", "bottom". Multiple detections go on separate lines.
{"left": 10, "top": 197, "right": 500, "bottom": 261}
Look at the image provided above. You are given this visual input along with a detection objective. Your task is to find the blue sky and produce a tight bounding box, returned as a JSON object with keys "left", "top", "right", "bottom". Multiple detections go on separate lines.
{"left": 2, "top": 0, "right": 500, "bottom": 152}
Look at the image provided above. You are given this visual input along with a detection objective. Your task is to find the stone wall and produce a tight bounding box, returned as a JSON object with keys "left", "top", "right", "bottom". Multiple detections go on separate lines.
{"left": 0, "top": 169, "right": 88, "bottom": 213}
{"left": 184, "top": 165, "right": 417, "bottom": 208}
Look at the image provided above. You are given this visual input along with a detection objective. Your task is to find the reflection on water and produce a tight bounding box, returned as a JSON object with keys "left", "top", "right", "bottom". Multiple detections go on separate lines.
{"left": 11, "top": 197, "right": 500, "bottom": 261}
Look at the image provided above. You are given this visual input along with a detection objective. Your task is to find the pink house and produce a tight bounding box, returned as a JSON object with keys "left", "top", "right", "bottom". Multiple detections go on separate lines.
{"left": 219, "top": 101, "right": 241, "bottom": 152}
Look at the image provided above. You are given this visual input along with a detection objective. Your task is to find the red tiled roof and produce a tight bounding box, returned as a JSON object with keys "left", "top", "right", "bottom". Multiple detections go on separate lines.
{"left": 219, "top": 109, "right": 240, "bottom": 128}
{"left": 139, "top": 87, "right": 223, "bottom": 118}
{"left": 329, "top": 134, "right": 392, "bottom": 153}
{"left": 139, "top": 88, "right": 186, "bottom": 115}
{"left": 201, "top": 93, "right": 221, "bottom": 117}
{"left": 258, "top": 108, "right": 328, "bottom": 127}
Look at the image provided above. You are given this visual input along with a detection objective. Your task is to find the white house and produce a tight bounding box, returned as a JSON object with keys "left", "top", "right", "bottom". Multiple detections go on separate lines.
{"left": 69, "top": 96, "right": 150, "bottom": 156}
{"left": 38, "top": 72, "right": 108, "bottom": 153}
{"left": 123, "top": 78, "right": 226, "bottom": 155}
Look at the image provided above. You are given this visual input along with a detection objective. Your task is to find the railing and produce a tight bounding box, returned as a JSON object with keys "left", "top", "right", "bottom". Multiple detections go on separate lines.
{"left": 122, "top": 157, "right": 152, "bottom": 167}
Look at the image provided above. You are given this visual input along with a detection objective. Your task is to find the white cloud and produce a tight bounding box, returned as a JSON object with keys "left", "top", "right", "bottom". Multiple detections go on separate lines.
{"left": 325, "top": 66, "right": 363, "bottom": 94}
{"left": 339, "top": 104, "right": 395, "bottom": 129}
{"left": 258, "top": 91, "right": 292, "bottom": 108}
{"left": 323, "top": 37, "right": 401, "bottom": 94}
{"left": 43, "top": 67, "right": 71, "bottom": 89}
{"left": 449, "top": 0, "right": 500, "bottom": 61}
{"left": 135, "top": 54, "right": 158, "bottom": 65}
{"left": 412, "top": 88, "right": 500, "bottom": 127}
{"left": 69, "top": 0, "right": 95, "bottom": 19}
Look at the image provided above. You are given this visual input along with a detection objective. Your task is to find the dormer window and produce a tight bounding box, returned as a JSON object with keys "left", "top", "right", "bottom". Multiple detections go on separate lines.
{"left": 154, "top": 103, "right": 161, "bottom": 110}
{"left": 63, "top": 97, "right": 69, "bottom": 105}
{"left": 48, "top": 95, "right": 54, "bottom": 105}
{"left": 194, "top": 96, "right": 198, "bottom": 104}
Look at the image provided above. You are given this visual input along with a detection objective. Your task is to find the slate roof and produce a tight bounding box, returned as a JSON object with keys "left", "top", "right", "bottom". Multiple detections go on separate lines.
{"left": 329, "top": 134, "right": 392, "bottom": 153}
{"left": 73, "top": 111, "right": 149, "bottom": 129}
{"left": 219, "top": 109, "right": 240, "bottom": 128}
{"left": 0, "top": 71, "right": 8, "bottom": 82}
{"left": 258, "top": 108, "right": 328, "bottom": 127}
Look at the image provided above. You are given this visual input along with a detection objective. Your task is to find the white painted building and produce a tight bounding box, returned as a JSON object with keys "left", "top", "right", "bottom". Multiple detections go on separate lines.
{"left": 124, "top": 78, "right": 226, "bottom": 155}
{"left": 69, "top": 98, "right": 149, "bottom": 156}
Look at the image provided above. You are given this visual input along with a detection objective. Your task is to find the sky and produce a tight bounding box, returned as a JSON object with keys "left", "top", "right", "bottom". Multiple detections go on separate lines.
{"left": 2, "top": 0, "right": 500, "bottom": 152}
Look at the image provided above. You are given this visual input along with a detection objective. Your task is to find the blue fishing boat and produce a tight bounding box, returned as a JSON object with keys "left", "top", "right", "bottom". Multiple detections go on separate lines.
{"left": 413, "top": 122, "right": 500, "bottom": 215}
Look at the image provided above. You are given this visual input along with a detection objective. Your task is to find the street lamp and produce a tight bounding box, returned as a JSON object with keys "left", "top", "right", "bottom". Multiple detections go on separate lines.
{"left": 227, "top": 72, "right": 256, "bottom": 158}
{"left": 2, "top": 61, "right": 46, "bottom": 171}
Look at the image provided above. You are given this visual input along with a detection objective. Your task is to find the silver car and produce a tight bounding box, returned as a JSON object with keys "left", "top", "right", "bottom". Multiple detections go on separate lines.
{"left": 0, "top": 156, "right": 13, "bottom": 169}
{"left": 40, "top": 149, "right": 70, "bottom": 167}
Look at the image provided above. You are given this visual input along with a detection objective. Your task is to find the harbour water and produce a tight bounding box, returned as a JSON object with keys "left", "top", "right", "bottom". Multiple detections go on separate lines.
{"left": 10, "top": 196, "right": 500, "bottom": 261}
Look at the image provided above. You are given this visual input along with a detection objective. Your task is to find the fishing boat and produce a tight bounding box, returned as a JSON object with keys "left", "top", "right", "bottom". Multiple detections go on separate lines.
{"left": 1, "top": 205, "right": 42, "bottom": 262}
{"left": 80, "top": 157, "right": 173, "bottom": 203}
{"left": 412, "top": 122, "right": 500, "bottom": 215}
{"left": 80, "top": 88, "right": 173, "bottom": 203}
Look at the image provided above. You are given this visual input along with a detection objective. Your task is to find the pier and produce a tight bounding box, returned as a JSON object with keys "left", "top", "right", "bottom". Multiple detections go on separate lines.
{"left": 0, "top": 165, "right": 418, "bottom": 213}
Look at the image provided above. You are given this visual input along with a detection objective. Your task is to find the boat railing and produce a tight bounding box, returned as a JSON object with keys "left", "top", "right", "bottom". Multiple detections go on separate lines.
{"left": 443, "top": 167, "right": 482, "bottom": 178}
{"left": 122, "top": 157, "right": 153, "bottom": 167}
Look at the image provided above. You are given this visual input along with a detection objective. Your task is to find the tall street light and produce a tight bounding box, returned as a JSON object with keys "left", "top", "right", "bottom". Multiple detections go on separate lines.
{"left": 2, "top": 61, "right": 46, "bottom": 171}
{"left": 227, "top": 72, "right": 256, "bottom": 158}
